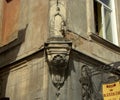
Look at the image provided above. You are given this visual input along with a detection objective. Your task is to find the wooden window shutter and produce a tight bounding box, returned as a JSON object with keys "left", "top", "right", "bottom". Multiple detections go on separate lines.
{"left": 1, "top": 0, "right": 20, "bottom": 46}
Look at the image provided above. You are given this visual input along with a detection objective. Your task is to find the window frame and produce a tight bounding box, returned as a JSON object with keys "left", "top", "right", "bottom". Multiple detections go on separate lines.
{"left": 95, "top": 0, "right": 118, "bottom": 45}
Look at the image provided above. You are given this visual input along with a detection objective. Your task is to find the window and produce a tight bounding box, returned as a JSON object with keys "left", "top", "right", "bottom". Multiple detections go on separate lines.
{"left": 94, "top": 0, "right": 118, "bottom": 45}
{"left": 1, "top": 0, "right": 20, "bottom": 46}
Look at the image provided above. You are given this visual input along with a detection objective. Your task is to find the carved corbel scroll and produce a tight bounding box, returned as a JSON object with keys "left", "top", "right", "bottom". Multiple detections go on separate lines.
{"left": 45, "top": 39, "right": 72, "bottom": 90}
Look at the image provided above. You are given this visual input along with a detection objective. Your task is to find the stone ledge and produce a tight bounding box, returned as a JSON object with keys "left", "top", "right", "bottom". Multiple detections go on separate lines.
{"left": 90, "top": 33, "right": 120, "bottom": 53}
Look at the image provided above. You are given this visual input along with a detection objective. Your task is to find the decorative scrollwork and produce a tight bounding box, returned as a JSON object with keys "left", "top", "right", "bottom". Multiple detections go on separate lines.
{"left": 51, "top": 54, "right": 67, "bottom": 68}
{"left": 51, "top": 54, "right": 68, "bottom": 89}
{"left": 45, "top": 39, "right": 72, "bottom": 90}
{"left": 80, "top": 65, "right": 93, "bottom": 100}
{"left": 97, "top": 61, "right": 120, "bottom": 76}
{"left": 80, "top": 62, "right": 120, "bottom": 100}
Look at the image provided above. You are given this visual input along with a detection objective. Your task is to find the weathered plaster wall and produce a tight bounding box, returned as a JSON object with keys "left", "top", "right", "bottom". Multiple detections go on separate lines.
{"left": 47, "top": 51, "right": 117, "bottom": 100}
{"left": 0, "top": 0, "right": 3, "bottom": 45}
{"left": 1, "top": 0, "right": 120, "bottom": 67}
{"left": 65, "top": 32, "right": 120, "bottom": 64}
{"left": 65, "top": 0, "right": 120, "bottom": 64}
{"left": 17, "top": 0, "right": 49, "bottom": 58}
{"left": 0, "top": 51, "right": 49, "bottom": 100}
{"left": 0, "top": 0, "right": 120, "bottom": 100}
{"left": 67, "top": 0, "right": 87, "bottom": 36}
{"left": 0, "top": 49, "right": 119, "bottom": 100}
{"left": 115, "top": 0, "right": 120, "bottom": 45}
{"left": 0, "top": 0, "right": 49, "bottom": 67}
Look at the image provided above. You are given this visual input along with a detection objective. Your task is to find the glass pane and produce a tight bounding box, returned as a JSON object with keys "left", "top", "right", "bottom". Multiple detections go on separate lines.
{"left": 100, "top": 0, "right": 111, "bottom": 7}
{"left": 104, "top": 8, "right": 113, "bottom": 42}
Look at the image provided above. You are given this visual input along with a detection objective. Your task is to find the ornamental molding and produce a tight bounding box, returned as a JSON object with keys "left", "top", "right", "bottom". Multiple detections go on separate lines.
{"left": 45, "top": 39, "right": 72, "bottom": 91}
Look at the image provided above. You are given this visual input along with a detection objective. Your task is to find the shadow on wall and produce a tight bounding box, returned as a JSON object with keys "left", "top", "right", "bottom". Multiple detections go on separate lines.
{"left": 0, "top": 25, "right": 28, "bottom": 99}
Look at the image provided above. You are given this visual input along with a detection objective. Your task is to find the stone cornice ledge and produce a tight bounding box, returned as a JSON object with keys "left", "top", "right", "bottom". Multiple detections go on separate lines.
{"left": 90, "top": 33, "right": 120, "bottom": 53}
{"left": 0, "top": 47, "right": 44, "bottom": 69}
{"left": 72, "top": 49, "right": 120, "bottom": 76}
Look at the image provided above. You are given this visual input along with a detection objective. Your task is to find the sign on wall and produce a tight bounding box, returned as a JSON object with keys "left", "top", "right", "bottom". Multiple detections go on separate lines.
{"left": 102, "top": 81, "right": 120, "bottom": 100}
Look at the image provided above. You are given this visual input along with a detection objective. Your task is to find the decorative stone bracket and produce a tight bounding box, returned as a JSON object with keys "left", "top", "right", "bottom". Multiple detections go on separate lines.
{"left": 45, "top": 38, "right": 72, "bottom": 90}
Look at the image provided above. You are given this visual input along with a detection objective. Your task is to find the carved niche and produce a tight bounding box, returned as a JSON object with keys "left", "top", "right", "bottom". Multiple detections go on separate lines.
{"left": 49, "top": 0, "right": 66, "bottom": 37}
